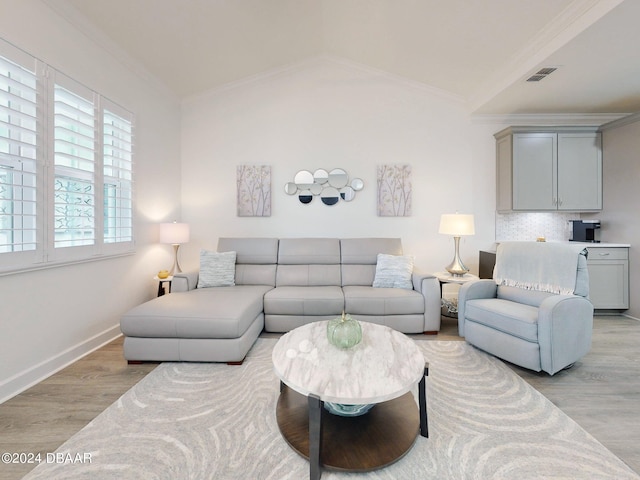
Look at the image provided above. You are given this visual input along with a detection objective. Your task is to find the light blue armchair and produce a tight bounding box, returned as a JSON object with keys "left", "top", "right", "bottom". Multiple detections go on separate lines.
{"left": 458, "top": 242, "right": 593, "bottom": 375}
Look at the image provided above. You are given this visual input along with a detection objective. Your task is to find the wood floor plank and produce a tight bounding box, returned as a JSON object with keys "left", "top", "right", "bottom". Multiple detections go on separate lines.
{"left": 0, "top": 316, "right": 638, "bottom": 478}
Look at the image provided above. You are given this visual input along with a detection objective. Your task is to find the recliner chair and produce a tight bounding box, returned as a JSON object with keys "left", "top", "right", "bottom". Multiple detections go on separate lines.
{"left": 457, "top": 241, "right": 593, "bottom": 375}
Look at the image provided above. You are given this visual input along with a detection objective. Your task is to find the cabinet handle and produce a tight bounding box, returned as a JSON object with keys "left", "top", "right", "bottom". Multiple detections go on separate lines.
{"left": 558, "top": 198, "right": 563, "bottom": 206}
{"left": 598, "top": 252, "right": 610, "bottom": 256}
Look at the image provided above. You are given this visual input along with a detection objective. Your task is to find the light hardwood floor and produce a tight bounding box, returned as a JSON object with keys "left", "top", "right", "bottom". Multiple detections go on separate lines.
{"left": 0, "top": 315, "right": 638, "bottom": 479}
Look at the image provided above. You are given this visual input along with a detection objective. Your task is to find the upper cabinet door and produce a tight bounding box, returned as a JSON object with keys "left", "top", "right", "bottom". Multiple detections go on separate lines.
{"left": 557, "top": 133, "right": 602, "bottom": 211}
{"left": 512, "top": 133, "right": 557, "bottom": 210}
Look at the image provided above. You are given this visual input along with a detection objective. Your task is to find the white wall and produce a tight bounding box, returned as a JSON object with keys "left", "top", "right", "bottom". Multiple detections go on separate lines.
{"left": 0, "top": 0, "right": 182, "bottom": 402}
{"left": 181, "top": 58, "right": 498, "bottom": 275}
{"left": 585, "top": 115, "right": 640, "bottom": 319}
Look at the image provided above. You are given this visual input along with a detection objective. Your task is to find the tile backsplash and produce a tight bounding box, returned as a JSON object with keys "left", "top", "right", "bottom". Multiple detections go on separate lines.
{"left": 495, "top": 212, "right": 577, "bottom": 242}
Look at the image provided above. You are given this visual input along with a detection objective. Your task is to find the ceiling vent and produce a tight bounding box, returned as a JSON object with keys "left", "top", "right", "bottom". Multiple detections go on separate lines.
{"left": 526, "top": 67, "right": 557, "bottom": 82}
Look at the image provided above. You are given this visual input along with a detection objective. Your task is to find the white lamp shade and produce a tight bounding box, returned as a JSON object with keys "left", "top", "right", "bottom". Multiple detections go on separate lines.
{"left": 159, "top": 222, "right": 190, "bottom": 244}
{"left": 439, "top": 214, "right": 475, "bottom": 236}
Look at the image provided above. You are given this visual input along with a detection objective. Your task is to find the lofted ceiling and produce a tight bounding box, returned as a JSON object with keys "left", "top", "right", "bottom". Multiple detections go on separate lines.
{"left": 53, "top": 0, "right": 639, "bottom": 115}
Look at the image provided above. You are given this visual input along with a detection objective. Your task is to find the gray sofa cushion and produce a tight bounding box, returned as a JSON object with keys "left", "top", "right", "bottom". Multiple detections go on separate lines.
{"left": 217, "top": 238, "right": 279, "bottom": 286}
{"left": 276, "top": 265, "right": 342, "bottom": 286}
{"left": 277, "top": 238, "right": 340, "bottom": 264}
{"left": 264, "top": 286, "right": 344, "bottom": 316}
{"left": 340, "top": 238, "right": 404, "bottom": 286}
{"left": 121, "top": 285, "right": 272, "bottom": 339}
{"left": 276, "top": 238, "right": 342, "bottom": 286}
{"left": 343, "top": 286, "right": 424, "bottom": 315}
{"left": 464, "top": 298, "right": 539, "bottom": 342}
{"left": 217, "top": 237, "right": 278, "bottom": 264}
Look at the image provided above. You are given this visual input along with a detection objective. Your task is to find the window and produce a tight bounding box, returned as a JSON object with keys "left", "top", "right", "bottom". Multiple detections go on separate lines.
{"left": 0, "top": 52, "right": 38, "bottom": 256}
{"left": 53, "top": 78, "right": 96, "bottom": 249}
{"left": 0, "top": 38, "right": 134, "bottom": 274}
{"left": 103, "top": 105, "right": 133, "bottom": 245}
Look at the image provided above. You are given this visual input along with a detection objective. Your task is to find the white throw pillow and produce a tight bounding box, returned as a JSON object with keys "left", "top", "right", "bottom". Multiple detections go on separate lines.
{"left": 197, "top": 250, "right": 236, "bottom": 288}
{"left": 372, "top": 253, "right": 414, "bottom": 290}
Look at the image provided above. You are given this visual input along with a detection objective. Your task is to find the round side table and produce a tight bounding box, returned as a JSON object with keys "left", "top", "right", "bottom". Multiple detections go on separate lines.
{"left": 433, "top": 271, "right": 479, "bottom": 316}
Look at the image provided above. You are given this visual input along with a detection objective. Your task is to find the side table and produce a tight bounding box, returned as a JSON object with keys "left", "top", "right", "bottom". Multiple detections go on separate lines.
{"left": 154, "top": 275, "right": 173, "bottom": 296}
{"left": 433, "top": 271, "right": 479, "bottom": 316}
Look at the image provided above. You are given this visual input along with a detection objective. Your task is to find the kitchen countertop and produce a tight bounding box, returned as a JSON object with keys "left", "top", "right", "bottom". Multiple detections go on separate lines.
{"left": 567, "top": 242, "right": 631, "bottom": 248}
{"left": 482, "top": 241, "right": 631, "bottom": 253}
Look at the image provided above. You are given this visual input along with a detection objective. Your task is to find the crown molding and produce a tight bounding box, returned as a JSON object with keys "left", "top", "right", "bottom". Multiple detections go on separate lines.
{"left": 183, "top": 54, "right": 466, "bottom": 106}
{"left": 470, "top": 113, "right": 628, "bottom": 126}
{"left": 468, "top": 0, "right": 625, "bottom": 113}
{"left": 598, "top": 112, "right": 640, "bottom": 131}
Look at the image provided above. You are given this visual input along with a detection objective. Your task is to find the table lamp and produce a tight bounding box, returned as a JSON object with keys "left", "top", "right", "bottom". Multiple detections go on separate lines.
{"left": 159, "top": 221, "right": 190, "bottom": 275}
{"left": 439, "top": 213, "right": 475, "bottom": 276}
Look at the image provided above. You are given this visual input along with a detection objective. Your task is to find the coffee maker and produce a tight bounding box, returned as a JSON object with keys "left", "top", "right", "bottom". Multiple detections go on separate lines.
{"left": 570, "top": 220, "right": 601, "bottom": 243}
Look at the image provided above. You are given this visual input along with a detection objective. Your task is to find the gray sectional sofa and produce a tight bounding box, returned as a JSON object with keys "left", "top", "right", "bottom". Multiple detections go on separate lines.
{"left": 120, "top": 237, "right": 441, "bottom": 363}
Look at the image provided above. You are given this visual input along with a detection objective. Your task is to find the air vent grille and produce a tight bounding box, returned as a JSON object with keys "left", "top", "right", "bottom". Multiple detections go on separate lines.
{"left": 526, "top": 67, "right": 557, "bottom": 82}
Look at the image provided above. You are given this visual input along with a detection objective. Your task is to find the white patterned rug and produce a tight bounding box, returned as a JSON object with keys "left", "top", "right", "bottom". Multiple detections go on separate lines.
{"left": 24, "top": 339, "right": 639, "bottom": 480}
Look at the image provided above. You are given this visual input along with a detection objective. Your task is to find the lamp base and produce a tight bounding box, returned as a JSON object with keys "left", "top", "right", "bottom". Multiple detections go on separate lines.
{"left": 445, "top": 236, "right": 469, "bottom": 277}
{"left": 168, "top": 244, "right": 183, "bottom": 276}
{"left": 445, "top": 264, "right": 469, "bottom": 277}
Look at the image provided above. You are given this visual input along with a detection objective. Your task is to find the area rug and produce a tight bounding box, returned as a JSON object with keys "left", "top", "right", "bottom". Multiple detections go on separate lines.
{"left": 24, "top": 339, "right": 639, "bottom": 480}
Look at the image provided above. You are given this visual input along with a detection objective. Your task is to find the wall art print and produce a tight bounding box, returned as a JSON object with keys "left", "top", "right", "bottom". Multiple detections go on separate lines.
{"left": 237, "top": 165, "right": 271, "bottom": 217}
{"left": 377, "top": 164, "right": 412, "bottom": 216}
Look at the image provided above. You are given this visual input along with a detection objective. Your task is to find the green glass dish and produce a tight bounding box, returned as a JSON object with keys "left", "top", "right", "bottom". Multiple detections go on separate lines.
{"left": 327, "top": 312, "right": 362, "bottom": 349}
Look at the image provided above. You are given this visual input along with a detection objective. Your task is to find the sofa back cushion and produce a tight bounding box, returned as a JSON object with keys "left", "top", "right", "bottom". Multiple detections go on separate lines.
{"left": 340, "top": 238, "right": 404, "bottom": 286}
{"left": 497, "top": 285, "right": 554, "bottom": 308}
{"left": 217, "top": 237, "right": 278, "bottom": 286}
{"left": 276, "top": 238, "right": 341, "bottom": 286}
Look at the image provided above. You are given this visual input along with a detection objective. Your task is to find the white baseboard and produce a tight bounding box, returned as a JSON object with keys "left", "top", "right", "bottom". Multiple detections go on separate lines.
{"left": 0, "top": 325, "right": 122, "bottom": 404}
{"left": 623, "top": 313, "right": 640, "bottom": 322}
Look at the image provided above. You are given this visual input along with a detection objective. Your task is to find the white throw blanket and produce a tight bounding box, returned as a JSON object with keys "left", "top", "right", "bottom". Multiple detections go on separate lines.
{"left": 493, "top": 242, "right": 586, "bottom": 295}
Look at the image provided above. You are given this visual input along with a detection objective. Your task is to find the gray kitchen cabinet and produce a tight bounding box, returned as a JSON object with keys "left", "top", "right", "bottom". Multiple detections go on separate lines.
{"left": 586, "top": 246, "right": 629, "bottom": 310}
{"left": 495, "top": 126, "right": 602, "bottom": 212}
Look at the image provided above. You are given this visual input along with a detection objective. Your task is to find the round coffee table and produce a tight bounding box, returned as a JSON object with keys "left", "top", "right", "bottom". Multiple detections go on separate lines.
{"left": 272, "top": 320, "right": 429, "bottom": 479}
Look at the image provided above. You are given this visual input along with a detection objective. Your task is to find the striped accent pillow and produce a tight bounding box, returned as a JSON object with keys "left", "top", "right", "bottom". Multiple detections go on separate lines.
{"left": 372, "top": 253, "right": 414, "bottom": 290}
{"left": 197, "top": 250, "right": 236, "bottom": 288}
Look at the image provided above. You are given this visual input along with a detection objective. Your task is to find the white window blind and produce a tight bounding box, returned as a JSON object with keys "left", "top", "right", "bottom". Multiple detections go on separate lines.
{"left": 0, "top": 37, "right": 135, "bottom": 275}
{"left": 53, "top": 76, "right": 96, "bottom": 249}
{"left": 103, "top": 104, "right": 133, "bottom": 244}
{"left": 0, "top": 54, "right": 38, "bottom": 254}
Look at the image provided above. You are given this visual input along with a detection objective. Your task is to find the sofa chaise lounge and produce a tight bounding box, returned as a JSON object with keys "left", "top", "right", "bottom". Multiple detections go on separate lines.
{"left": 120, "top": 237, "right": 441, "bottom": 363}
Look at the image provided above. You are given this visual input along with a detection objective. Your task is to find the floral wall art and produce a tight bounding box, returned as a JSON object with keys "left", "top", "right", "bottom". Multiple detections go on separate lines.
{"left": 237, "top": 165, "right": 271, "bottom": 217}
{"left": 377, "top": 164, "right": 412, "bottom": 216}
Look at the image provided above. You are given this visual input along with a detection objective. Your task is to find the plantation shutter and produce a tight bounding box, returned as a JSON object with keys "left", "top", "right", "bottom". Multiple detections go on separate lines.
{"left": 0, "top": 49, "right": 38, "bottom": 255}
{"left": 52, "top": 73, "right": 96, "bottom": 249}
{"left": 102, "top": 101, "right": 133, "bottom": 245}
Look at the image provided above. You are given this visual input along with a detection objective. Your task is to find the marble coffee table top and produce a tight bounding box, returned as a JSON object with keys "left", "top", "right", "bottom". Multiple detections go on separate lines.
{"left": 272, "top": 320, "right": 425, "bottom": 404}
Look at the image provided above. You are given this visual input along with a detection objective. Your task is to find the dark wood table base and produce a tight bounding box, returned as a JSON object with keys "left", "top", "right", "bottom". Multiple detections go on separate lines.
{"left": 276, "top": 385, "right": 421, "bottom": 472}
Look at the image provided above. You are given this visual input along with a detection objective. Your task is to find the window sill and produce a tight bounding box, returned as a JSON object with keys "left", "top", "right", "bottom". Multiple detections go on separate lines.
{"left": 0, "top": 250, "right": 136, "bottom": 277}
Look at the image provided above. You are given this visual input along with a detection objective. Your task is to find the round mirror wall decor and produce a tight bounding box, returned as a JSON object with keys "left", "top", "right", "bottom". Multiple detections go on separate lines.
{"left": 294, "top": 170, "right": 314, "bottom": 190}
{"left": 340, "top": 186, "right": 355, "bottom": 201}
{"left": 310, "top": 183, "right": 323, "bottom": 195}
{"left": 321, "top": 187, "right": 340, "bottom": 206}
{"left": 284, "top": 182, "right": 297, "bottom": 195}
{"left": 285, "top": 169, "right": 364, "bottom": 206}
{"left": 313, "top": 169, "right": 329, "bottom": 184}
{"left": 328, "top": 168, "right": 348, "bottom": 188}
{"left": 298, "top": 190, "right": 313, "bottom": 204}
{"left": 351, "top": 178, "right": 364, "bottom": 191}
